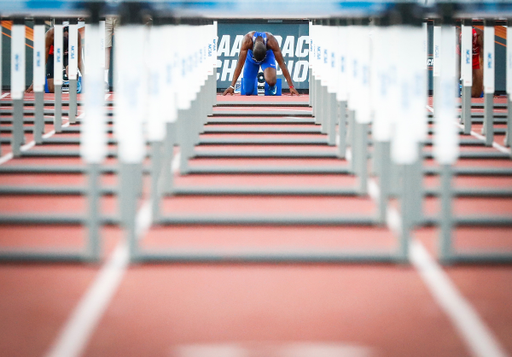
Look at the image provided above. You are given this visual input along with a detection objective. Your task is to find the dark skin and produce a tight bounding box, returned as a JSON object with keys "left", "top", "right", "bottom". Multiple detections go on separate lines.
{"left": 472, "top": 27, "right": 484, "bottom": 98}
{"left": 26, "top": 27, "right": 84, "bottom": 93}
{"left": 223, "top": 31, "right": 300, "bottom": 96}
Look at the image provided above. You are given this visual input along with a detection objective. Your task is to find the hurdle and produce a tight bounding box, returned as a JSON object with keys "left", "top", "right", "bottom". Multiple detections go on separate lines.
{"left": 127, "top": 3, "right": 437, "bottom": 265}
{"left": 0, "top": 6, "right": 110, "bottom": 262}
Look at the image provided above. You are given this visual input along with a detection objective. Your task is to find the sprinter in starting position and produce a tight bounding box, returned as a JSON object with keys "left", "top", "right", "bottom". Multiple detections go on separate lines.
{"left": 223, "top": 31, "right": 299, "bottom": 96}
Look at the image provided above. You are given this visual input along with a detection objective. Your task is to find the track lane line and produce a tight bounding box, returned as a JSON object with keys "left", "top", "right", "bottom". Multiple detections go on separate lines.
{"left": 0, "top": 120, "right": 70, "bottom": 165}
{"left": 427, "top": 103, "right": 511, "bottom": 155}
{"left": 45, "top": 151, "right": 181, "bottom": 357}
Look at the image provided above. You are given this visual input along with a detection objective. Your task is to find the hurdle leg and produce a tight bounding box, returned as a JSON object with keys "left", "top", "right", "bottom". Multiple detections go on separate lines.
{"left": 337, "top": 100, "right": 347, "bottom": 159}
{"left": 121, "top": 163, "right": 140, "bottom": 261}
{"left": 69, "top": 79, "right": 78, "bottom": 124}
{"left": 327, "top": 92, "right": 336, "bottom": 146}
{"left": 482, "top": 92, "right": 494, "bottom": 146}
{"left": 462, "top": 85, "right": 472, "bottom": 134}
{"left": 178, "top": 108, "right": 190, "bottom": 174}
{"left": 410, "top": 144, "right": 424, "bottom": 225}
{"left": 398, "top": 164, "right": 414, "bottom": 263}
{"left": 319, "top": 85, "right": 326, "bottom": 133}
{"left": 162, "top": 122, "right": 176, "bottom": 194}
{"left": 439, "top": 164, "right": 454, "bottom": 264}
{"left": 86, "top": 163, "right": 101, "bottom": 262}
{"left": 347, "top": 109, "right": 356, "bottom": 173}
{"left": 34, "top": 91, "right": 44, "bottom": 144}
{"left": 54, "top": 84, "right": 63, "bottom": 132}
{"left": 357, "top": 122, "right": 368, "bottom": 196}
{"left": 150, "top": 141, "right": 163, "bottom": 221}
{"left": 506, "top": 97, "right": 512, "bottom": 149}
{"left": 12, "top": 99, "right": 24, "bottom": 157}
{"left": 377, "top": 141, "right": 391, "bottom": 223}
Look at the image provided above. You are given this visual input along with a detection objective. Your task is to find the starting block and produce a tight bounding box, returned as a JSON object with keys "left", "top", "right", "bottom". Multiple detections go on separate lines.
{"left": 241, "top": 77, "right": 282, "bottom": 96}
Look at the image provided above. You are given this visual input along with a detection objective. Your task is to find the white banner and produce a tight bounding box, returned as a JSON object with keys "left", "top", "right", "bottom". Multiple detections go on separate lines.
{"left": 484, "top": 25, "right": 495, "bottom": 94}
{"left": 433, "top": 25, "right": 441, "bottom": 77}
{"left": 99, "top": 20, "right": 106, "bottom": 69}
{"left": 68, "top": 24, "right": 78, "bottom": 80}
{"left": 80, "top": 25, "right": 106, "bottom": 163}
{"left": 11, "top": 24, "right": 25, "bottom": 100}
{"left": 115, "top": 25, "right": 147, "bottom": 163}
{"left": 33, "top": 24, "right": 45, "bottom": 92}
{"left": 507, "top": 26, "right": 512, "bottom": 98}
{"left": 54, "top": 25, "right": 63, "bottom": 85}
{"left": 461, "top": 25, "right": 472, "bottom": 87}
{"left": 434, "top": 26, "right": 459, "bottom": 165}
{"left": 147, "top": 25, "right": 166, "bottom": 142}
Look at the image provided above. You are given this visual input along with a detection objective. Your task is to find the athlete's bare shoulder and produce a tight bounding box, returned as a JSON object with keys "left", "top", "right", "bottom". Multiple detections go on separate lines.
{"left": 241, "top": 32, "right": 254, "bottom": 50}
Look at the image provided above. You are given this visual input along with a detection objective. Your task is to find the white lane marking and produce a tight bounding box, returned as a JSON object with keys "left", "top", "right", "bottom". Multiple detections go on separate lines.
{"left": 428, "top": 103, "right": 510, "bottom": 154}
{"left": 456, "top": 123, "right": 511, "bottom": 155}
{"left": 44, "top": 242, "right": 130, "bottom": 357}
{"left": 46, "top": 152, "right": 181, "bottom": 357}
{"left": 104, "top": 94, "right": 111, "bottom": 100}
{"left": 0, "top": 153, "right": 13, "bottom": 165}
{"left": 410, "top": 240, "right": 509, "bottom": 357}
{"left": 378, "top": 186, "right": 507, "bottom": 356}
{"left": 174, "top": 342, "right": 372, "bottom": 357}
{"left": 0, "top": 93, "right": 9, "bottom": 99}
{"left": 0, "top": 121, "right": 70, "bottom": 166}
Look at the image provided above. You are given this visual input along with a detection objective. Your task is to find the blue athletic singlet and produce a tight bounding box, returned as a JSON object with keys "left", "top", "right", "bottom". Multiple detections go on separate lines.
{"left": 241, "top": 32, "right": 276, "bottom": 95}
{"left": 252, "top": 32, "right": 268, "bottom": 47}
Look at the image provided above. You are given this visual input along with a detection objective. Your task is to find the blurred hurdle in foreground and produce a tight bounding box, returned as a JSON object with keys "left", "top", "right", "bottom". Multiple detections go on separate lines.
{"left": 0, "top": 1, "right": 511, "bottom": 264}
{"left": 0, "top": 6, "right": 107, "bottom": 262}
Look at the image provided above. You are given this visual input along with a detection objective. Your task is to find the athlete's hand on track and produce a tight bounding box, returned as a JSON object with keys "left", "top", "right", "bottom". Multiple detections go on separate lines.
{"left": 289, "top": 87, "right": 300, "bottom": 96}
{"left": 223, "top": 87, "right": 234, "bottom": 96}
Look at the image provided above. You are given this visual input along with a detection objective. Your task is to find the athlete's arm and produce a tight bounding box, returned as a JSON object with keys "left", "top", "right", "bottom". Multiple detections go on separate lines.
{"left": 475, "top": 27, "right": 484, "bottom": 67}
{"left": 45, "top": 28, "right": 54, "bottom": 62}
{"left": 223, "top": 34, "right": 252, "bottom": 96}
{"left": 266, "top": 34, "right": 299, "bottom": 96}
{"left": 77, "top": 31, "right": 84, "bottom": 76}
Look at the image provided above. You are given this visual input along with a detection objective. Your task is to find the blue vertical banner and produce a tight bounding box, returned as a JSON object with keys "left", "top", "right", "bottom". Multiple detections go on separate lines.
{"left": 216, "top": 20, "right": 309, "bottom": 90}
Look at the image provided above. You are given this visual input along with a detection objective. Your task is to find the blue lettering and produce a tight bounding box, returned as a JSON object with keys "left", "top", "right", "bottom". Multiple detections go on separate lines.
{"left": 487, "top": 53, "right": 492, "bottom": 69}
{"left": 465, "top": 49, "right": 470, "bottom": 64}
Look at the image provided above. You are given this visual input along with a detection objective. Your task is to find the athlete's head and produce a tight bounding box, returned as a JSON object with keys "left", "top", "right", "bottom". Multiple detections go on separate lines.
{"left": 252, "top": 37, "right": 267, "bottom": 62}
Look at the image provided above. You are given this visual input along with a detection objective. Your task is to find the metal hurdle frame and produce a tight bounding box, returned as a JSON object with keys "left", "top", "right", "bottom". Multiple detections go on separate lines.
{"left": 427, "top": 4, "right": 512, "bottom": 264}
{"left": 0, "top": 5, "right": 111, "bottom": 263}
{"left": 127, "top": 5, "right": 426, "bottom": 265}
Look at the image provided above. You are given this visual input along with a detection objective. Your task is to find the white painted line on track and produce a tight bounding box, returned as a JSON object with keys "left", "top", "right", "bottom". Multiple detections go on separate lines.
{"left": 0, "top": 153, "right": 13, "bottom": 165}
{"left": 409, "top": 240, "right": 509, "bottom": 357}
{"left": 44, "top": 242, "right": 130, "bottom": 357}
{"left": 428, "top": 103, "right": 510, "bottom": 155}
{"left": 174, "top": 342, "right": 372, "bottom": 357}
{"left": 0, "top": 122, "right": 70, "bottom": 165}
{"left": 377, "top": 110, "right": 507, "bottom": 355}
{"left": 104, "top": 94, "right": 111, "bottom": 100}
{"left": 46, "top": 151, "right": 181, "bottom": 357}
{"left": 0, "top": 93, "right": 9, "bottom": 99}
{"left": 456, "top": 123, "right": 511, "bottom": 155}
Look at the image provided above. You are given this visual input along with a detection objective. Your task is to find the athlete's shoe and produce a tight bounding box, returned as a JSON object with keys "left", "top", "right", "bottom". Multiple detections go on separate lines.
{"left": 268, "top": 84, "right": 277, "bottom": 95}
